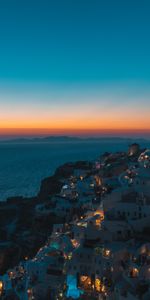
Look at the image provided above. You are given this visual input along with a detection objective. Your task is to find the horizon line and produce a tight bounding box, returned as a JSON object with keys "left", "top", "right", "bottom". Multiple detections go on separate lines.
{"left": 0, "top": 128, "right": 150, "bottom": 138}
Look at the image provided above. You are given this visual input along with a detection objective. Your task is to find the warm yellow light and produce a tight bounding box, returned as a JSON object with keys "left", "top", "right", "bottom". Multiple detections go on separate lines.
{"left": 103, "top": 249, "right": 111, "bottom": 257}
{"left": 80, "top": 276, "right": 87, "bottom": 282}
{"left": 94, "top": 210, "right": 104, "bottom": 220}
{"left": 132, "top": 268, "right": 139, "bottom": 277}
{"left": 95, "top": 278, "right": 101, "bottom": 292}
{"left": 95, "top": 175, "right": 102, "bottom": 186}
{"left": 71, "top": 239, "right": 80, "bottom": 248}
{"left": 80, "top": 276, "right": 91, "bottom": 286}
{"left": 0, "top": 281, "right": 3, "bottom": 296}
{"left": 106, "top": 249, "right": 110, "bottom": 256}
{"left": 96, "top": 219, "right": 101, "bottom": 226}
{"left": 101, "top": 284, "right": 106, "bottom": 293}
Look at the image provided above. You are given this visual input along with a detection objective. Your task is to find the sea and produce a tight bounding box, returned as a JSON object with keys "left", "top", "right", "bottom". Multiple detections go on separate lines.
{"left": 0, "top": 139, "right": 150, "bottom": 201}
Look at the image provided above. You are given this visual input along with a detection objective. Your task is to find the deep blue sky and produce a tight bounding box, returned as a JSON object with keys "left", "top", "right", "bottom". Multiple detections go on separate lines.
{"left": 0, "top": 0, "right": 150, "bottom": 81}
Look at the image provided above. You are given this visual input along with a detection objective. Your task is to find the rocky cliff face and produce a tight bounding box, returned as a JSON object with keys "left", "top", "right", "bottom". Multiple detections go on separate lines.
{"left": 38, "top": 175, "right": 63, "bottom": 201}
{"left": 0, "top": 161, "right": 90, "bottom": 274}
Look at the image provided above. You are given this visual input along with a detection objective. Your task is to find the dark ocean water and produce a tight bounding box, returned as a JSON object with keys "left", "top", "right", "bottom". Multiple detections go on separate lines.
{"left": 0, "top": 140, "right": 149, "bottom": 201}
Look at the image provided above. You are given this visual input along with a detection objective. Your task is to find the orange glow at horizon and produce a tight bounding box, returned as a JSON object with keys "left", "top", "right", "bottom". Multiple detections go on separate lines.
{"left": 0, "top": 106, "right": 150, "bottom": 132}
{"left": 0, "top": 113, "right": 150, "bottom": 136}
{"left": 0, "top": 127, "right": 150, "bottom": 137}
{"left": 0, "top": 83, "right": 150, "bottom": 136}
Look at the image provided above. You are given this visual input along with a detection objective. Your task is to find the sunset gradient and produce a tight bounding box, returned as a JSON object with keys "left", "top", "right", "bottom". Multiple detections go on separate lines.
{"left": 0, "top": 0, "right": 150, "bottom": 137}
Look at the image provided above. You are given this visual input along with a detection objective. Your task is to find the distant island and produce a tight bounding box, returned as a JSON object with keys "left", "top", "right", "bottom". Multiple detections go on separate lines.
{"left": 0, "top": 135, "right": 149, "bottom": 144}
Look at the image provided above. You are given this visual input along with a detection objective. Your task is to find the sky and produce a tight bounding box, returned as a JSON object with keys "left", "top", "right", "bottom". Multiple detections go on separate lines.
{"left": 0, "top": 0, "right": 150, "bottom": 137}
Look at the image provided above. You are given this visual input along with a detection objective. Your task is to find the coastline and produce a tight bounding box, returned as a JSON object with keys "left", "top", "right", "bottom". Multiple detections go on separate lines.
{"left": 0, "top": 160, "right": 92, "bottom": 274}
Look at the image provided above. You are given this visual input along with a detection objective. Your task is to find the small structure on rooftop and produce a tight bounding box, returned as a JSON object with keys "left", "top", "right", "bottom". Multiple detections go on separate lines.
{"left": 128, "top": 143, "right": 140, "bottom": 157}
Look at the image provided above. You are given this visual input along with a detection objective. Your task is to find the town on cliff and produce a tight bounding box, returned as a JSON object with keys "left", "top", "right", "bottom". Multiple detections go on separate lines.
{"left": 1, "top": 143, "right": 150, "bottom": 300}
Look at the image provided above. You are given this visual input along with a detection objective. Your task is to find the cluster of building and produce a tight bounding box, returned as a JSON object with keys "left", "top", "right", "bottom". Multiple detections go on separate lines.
{"left": 1, "top": 143, "right": 150, "bottom": 300}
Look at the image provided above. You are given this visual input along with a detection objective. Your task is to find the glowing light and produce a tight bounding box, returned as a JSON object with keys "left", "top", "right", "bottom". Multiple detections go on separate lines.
{"left": 131, "top": 267, "right": 139, "bottom": 278}
{"left": 101, "top": 284, "right": 106, "bottom": 293}
{"left": 68, "top": 253, "right": 72, "bottom": 260}
{"left": 95, "top": 278, "right": 101, "bottom": 292}
{"left": 94, "top": 210, "right": 104, "bottom": 220}
{"left": 80, "top": 276, "right": 92, "bottom": 290}
{"left": 103, "top": 249, "right": 111, "bottom": 258}
{"left": 0, "top": 281, "right": 3, "bottom": 296}
{"left": 71, "top": 239, "right": 80, "bottom": 248}
{"left": 96, "top": 218, "right": 101, "bottom": 226}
